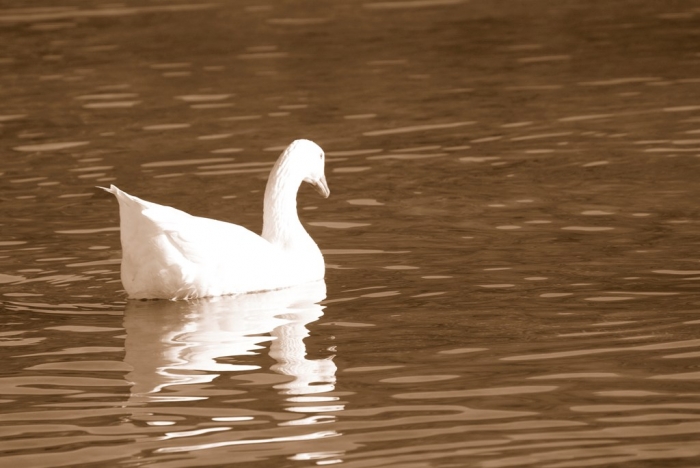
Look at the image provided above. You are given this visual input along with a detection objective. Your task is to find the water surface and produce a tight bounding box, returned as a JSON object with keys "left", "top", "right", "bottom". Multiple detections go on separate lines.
{"left": 1, "top": 0, "right": 700, "bottom": 467}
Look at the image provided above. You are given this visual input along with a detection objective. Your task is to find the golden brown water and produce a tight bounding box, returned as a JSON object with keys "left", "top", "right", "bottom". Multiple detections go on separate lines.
{"left": 1, "top": 1, "right": 700, "bottom": 467}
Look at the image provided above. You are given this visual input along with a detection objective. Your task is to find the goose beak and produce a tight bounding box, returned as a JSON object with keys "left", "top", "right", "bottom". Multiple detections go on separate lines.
{"left": 313, "top": 175, "right": 330, "bottom": 198}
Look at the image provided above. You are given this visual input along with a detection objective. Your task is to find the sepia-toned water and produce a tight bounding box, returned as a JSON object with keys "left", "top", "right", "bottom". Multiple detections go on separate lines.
{"left": 1, "top": 0, "right": 700, "bottom": 466}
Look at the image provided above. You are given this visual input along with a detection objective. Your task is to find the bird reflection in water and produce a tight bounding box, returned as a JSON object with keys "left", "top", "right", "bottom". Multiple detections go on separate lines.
{"left": 123, "top": 280, "right": 345, "bottom": 463}
{"left": 123, "top": 280, "right": 337, "bottom": 408}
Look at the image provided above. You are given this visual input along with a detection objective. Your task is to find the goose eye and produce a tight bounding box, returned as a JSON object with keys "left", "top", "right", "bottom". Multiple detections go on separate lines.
{"left": 320, "top": 153, "right": 324, "bottom": 159}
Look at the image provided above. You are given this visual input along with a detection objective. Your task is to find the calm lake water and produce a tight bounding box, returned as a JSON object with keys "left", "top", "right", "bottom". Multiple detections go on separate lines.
{"left": 1, "top": 1, "right": 700, "bottom": 467}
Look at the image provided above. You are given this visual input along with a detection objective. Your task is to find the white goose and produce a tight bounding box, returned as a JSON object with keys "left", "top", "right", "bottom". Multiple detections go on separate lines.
{"left": 102, "top": 139, "right": 329, "bottom": 300}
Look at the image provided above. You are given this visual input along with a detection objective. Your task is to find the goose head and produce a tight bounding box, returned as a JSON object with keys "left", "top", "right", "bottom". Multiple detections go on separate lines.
{"left": 288, "top": 139, "right": 330, "bottom": 198}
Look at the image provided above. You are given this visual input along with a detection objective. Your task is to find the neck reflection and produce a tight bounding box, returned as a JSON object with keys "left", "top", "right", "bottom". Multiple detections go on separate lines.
{"left": 123, "top": 280, "right": 337, "bottom": 406}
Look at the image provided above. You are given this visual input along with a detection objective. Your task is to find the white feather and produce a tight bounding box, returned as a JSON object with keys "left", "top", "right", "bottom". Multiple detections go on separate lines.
{"left": 101, "top": 139, "right": 329, "bottom": 300}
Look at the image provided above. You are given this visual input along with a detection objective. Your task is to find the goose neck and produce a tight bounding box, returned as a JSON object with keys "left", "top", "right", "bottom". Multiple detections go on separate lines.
{"left": 262, "top": 159, "right": 306, "bottom": 246}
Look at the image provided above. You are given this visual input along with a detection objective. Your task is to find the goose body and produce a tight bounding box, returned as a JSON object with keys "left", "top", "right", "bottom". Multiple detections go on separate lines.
{"left": 102, "top": 139, "right": 330, "bottom": 300}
